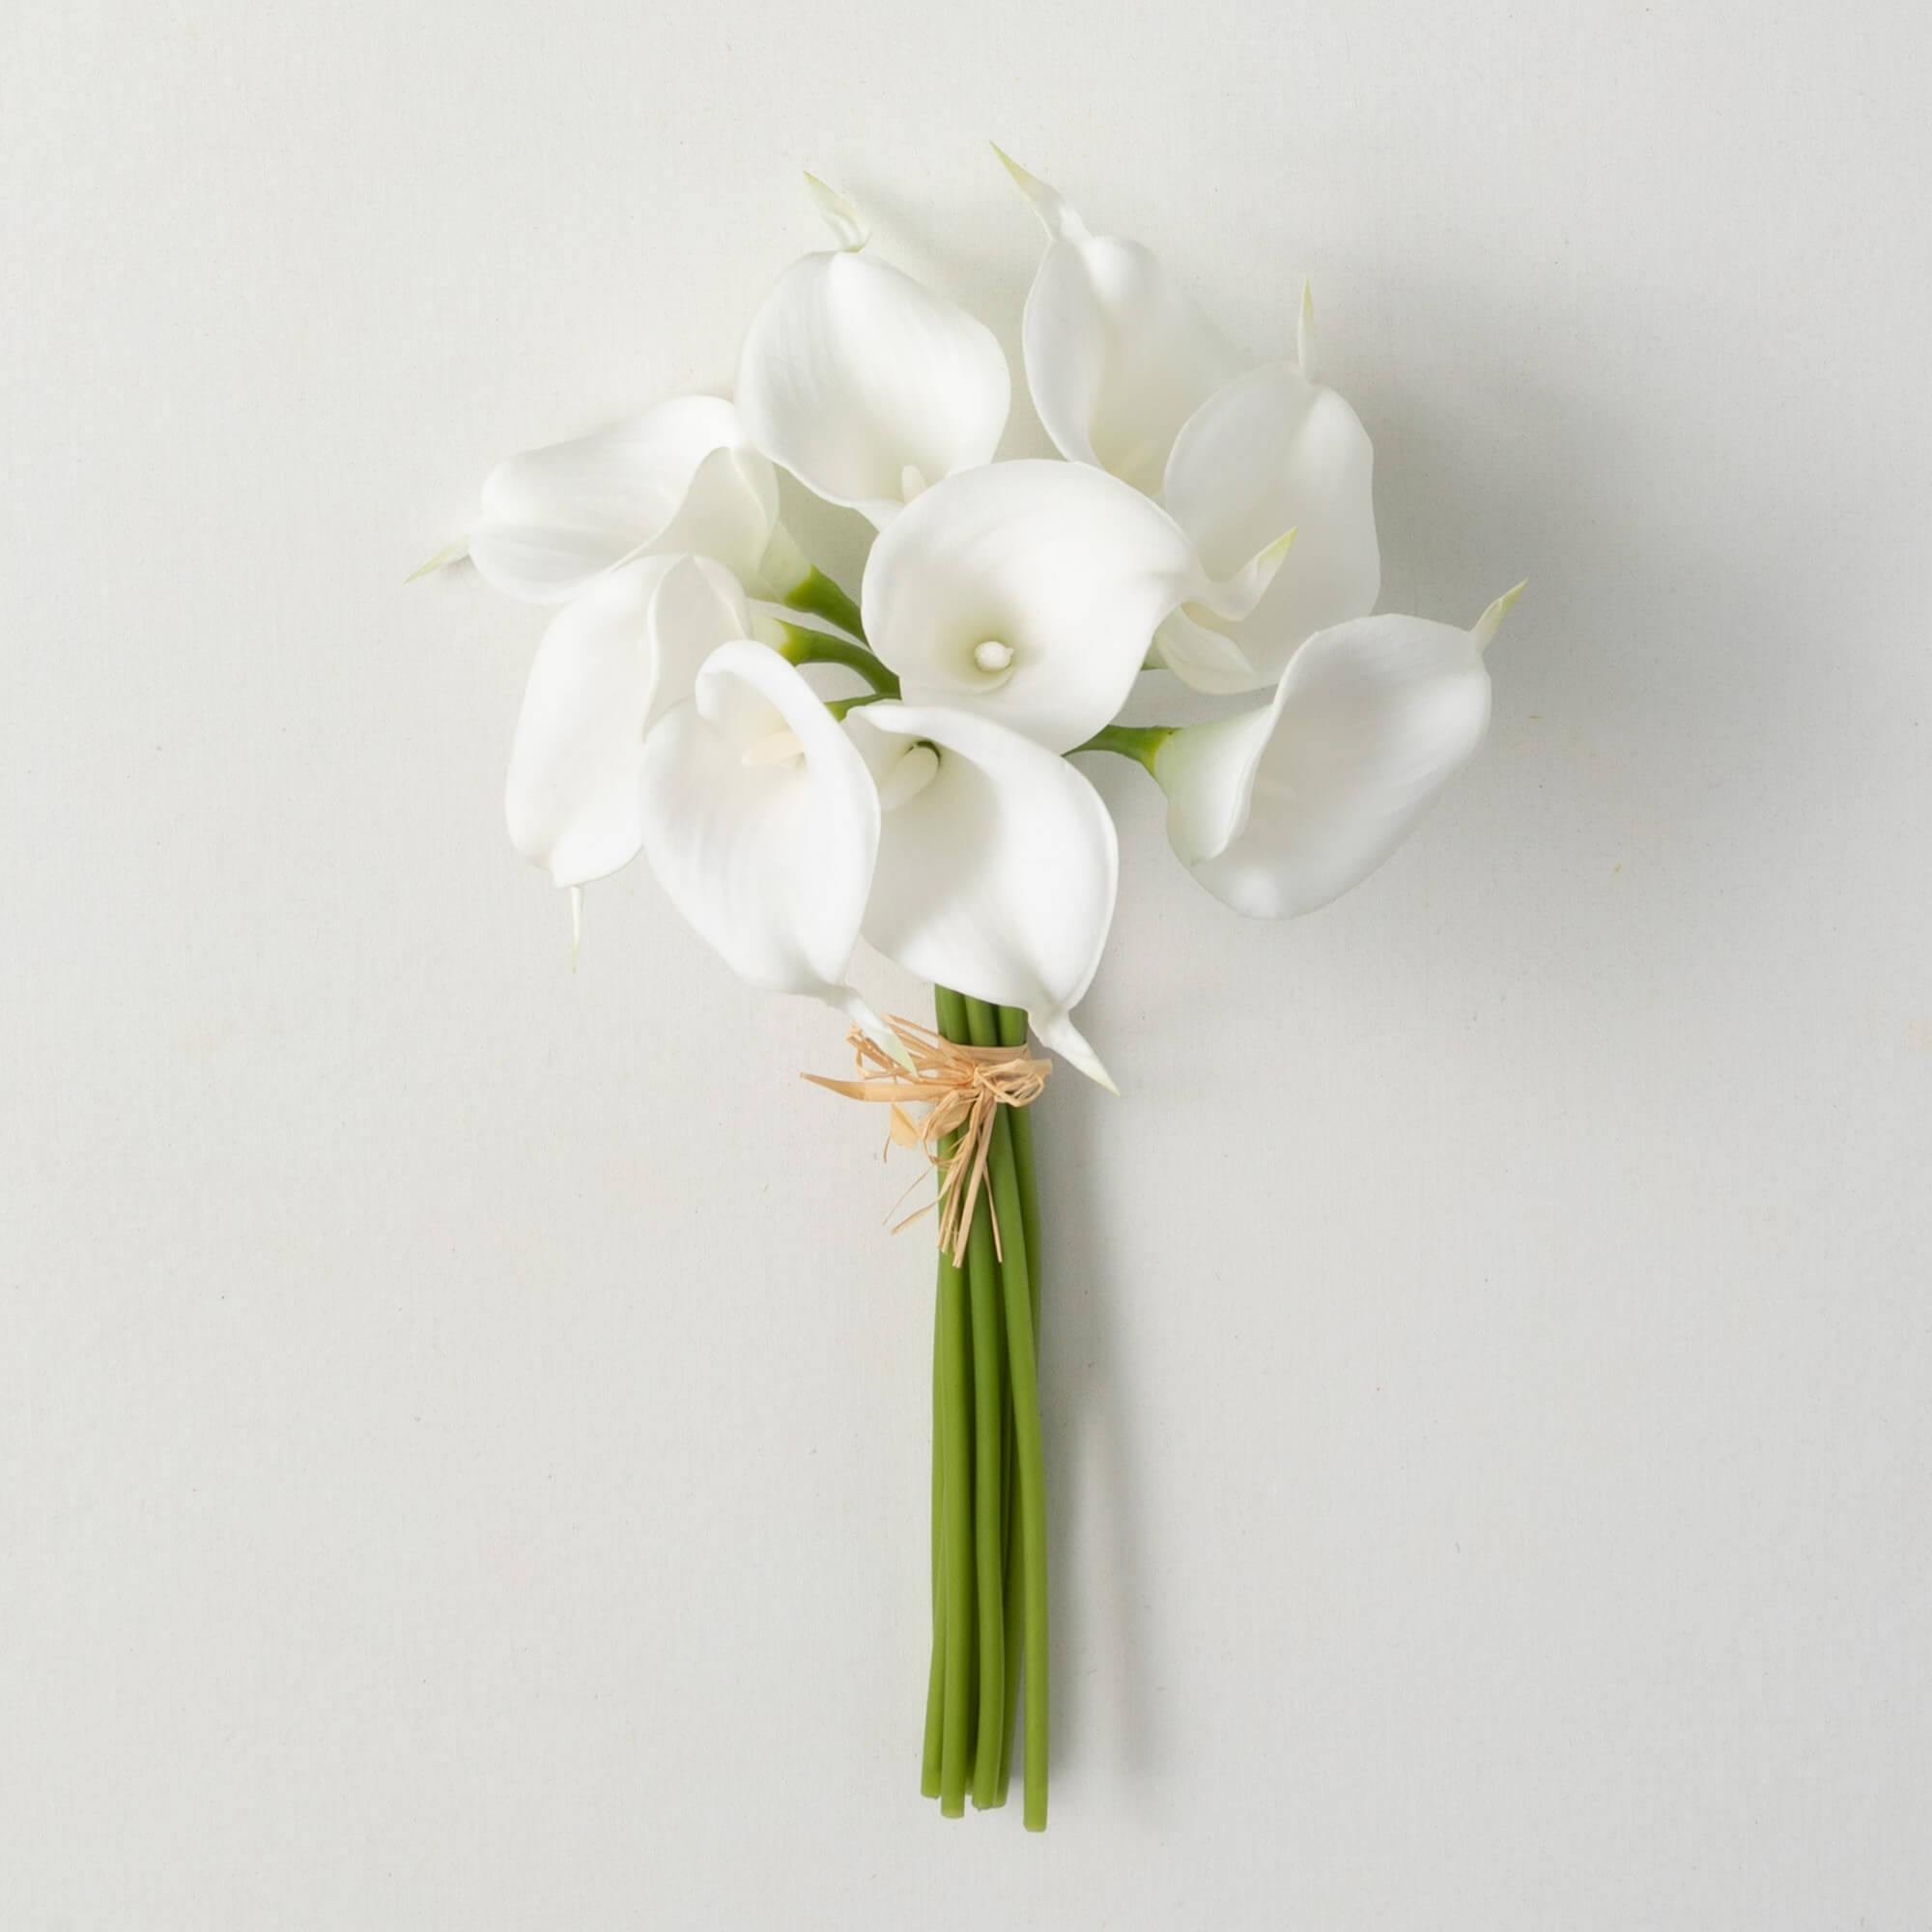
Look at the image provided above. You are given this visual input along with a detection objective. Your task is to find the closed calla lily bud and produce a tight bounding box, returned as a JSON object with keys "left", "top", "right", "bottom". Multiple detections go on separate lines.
{"left": 1154, "top": 289, "right": 1381, "bottom": 695}
{"left": 736, "top": 177, "right": 1010, "bottom": 529}
{"left": 846, "top": 702, "right": 1121, "bottom": 1090}
{"left": 639, "top": 641, "right": 883, "bottom": 1029}
{"left": 862, "top": 458, "right": 1293, "bottom": 754}
{"left": 1156, "top": 588, "right": 1522, "bottom": 919}
{"left": 996, "top": 147, "right": 1244, "bottom": 497}
{"left": 469, "top": 396, "right": 780, "bottom": 605}
{"left": 504, "top": 554, "right": 750, "bottom": 889}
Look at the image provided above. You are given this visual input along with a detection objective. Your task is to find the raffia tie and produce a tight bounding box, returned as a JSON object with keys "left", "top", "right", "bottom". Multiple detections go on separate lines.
{"left": 803, "top": 1017, "right": 1050, "bottom": 1265}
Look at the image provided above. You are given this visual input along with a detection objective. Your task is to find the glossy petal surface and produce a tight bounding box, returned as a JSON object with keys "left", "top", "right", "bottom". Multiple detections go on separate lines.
{"left": 862, "top": 460, "right": 1270, "bottom": 753}
{"left": 1156, "top": 612, "right": 1492, "bottom": 918}
{"left": 1158, "top": 357, "right": 1379, "bottom": 692}
{"left": 1002, "top": 153, "right": 1242, "bottom": 494}
{"left": 848, "top": 702, "right": 1119, "bottom": 1087}
{"left": 639, "top": 642, "right": 879, "bottom": 1012}
{"left": 505, "top": 554, "right": 750, "bottom": 887}
{"left": 469, "top": 397, "right": 779, "bottom": 603}
{"left": 738, "top": 229, "right": 1009, "bottom": 527}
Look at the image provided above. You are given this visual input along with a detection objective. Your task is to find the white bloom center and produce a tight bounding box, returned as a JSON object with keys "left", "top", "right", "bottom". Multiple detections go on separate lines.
{"left": 972, "top": 639, "right": 1015, "bottom": 673}
{"left": 741, "top": 727, "right": 806, "bottom": 769}
{"left": 876, "top": 742, "right": 940, "bottom": 810}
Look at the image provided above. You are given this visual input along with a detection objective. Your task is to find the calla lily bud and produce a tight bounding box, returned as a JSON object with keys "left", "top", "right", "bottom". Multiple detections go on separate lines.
{"left": 737, "top": 177, "right": 1010, "bottom": 529}
{"left": 1155, "top": 290, "right": 1380, "bottom": 695}
{"left": 846, "top": 702, "right": 1120, "bottom": 1090}
{"left": 1155, "top": 588, "right": 1522, "bottom": 919}
{"left": 861, "top": 459, "right": 1293, "bottom": 754}
{"left": 469, "top": 397, "right": 780, "bottom": 605}
{"left": 639, "top": 641, "right": 883, "bottom": 1028}
{"left": 505, "top": 554, "right": 751, "bottom": 888}
{"left": 996, "top": 147, "right": 1243, "bottom": 496}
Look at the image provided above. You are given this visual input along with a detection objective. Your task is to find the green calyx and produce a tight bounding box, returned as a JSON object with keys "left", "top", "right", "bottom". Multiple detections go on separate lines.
{"left": 774, "top": 621, "right": 900, "bottom": 696}
{"left": 781, "top": 565, "right": 868, "bottom": 643}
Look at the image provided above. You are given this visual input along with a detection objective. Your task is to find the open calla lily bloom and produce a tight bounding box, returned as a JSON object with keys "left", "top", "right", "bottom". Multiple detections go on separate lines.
{"left": 505, "top": 554, "right": 751, "bottom": 888}
{"left": 639, "top": 640, "right": 884, "bottom": 1032}
{"left": 863, "top": 458, "right": 1293, "bottom": 753}
{"left": 469, "top": 396, "right": 781, "bottom": 605}
{"left": 433, "top": 155, "right": 1523, "bottom": 1834}
{"left": 738, "top": 178, "right": 1010, "bottom": 528}
{"left": 1156, "top": 588, "right": 1521, "bottom": 917}
{"left": 847, "top": 700, "right": 1120, "bottom": 1089}
{"left": 1157, "top": 313, "right": 1382, "bottom": 694}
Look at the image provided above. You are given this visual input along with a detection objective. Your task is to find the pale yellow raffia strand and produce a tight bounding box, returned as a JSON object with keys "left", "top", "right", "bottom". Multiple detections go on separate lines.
{"left": 803, "top": 1017, "right": 1049, "bottom": 1266}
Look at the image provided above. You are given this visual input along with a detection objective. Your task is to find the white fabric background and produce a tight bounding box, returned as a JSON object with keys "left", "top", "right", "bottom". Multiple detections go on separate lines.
{"left": 5, "top": 2, "right": 1928, "bottom": 1925}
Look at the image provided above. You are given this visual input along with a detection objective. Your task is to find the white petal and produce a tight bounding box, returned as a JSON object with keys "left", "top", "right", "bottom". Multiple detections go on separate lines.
{"left": 1151, "top": 608, "right": 1267, "bottom": 695}
{"left": 1154, "top": 699, "right": 1280, "bottom": 870}
{"left": 469, "top": 397, "right": 780, "bottom": 604}
{"left": 999, "top": 151, "right": 1243, "bottom": 496}
{"left": 862, "top": 459, "right": 1247, "bottom": 753}
{"left": 848, "top": 702, "right": 1119, "bottom": 1088}
{"left": 1160, "top": 358, "right": 1380, "bottom": 690}
{"left": 1155, "top": 611, "right": 1492, "bottom": 919}
{"left": 639, "top": 641, "right": 880, "bottom": 1008}
{"left": 737, "top": 232, "right": 1009, "bottom": 529}
{"left": 505, "top": 555, "right": 750, "bottom": 888}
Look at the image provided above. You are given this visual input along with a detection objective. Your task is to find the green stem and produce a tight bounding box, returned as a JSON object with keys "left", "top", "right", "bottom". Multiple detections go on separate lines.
{"left": 987, "top": 1094, "right": 1048, "bottom": 1830}
{"left": 774, "top": 621, "right": 900, "bottom": 695}
{"left": 1068, "top": 723, "right": 1174, "bottom": 777}
{"left": 993, "top": 1007, "right": 1039, "bottom": 1804}
{"left": 964, "top": 1138, "right": 1007, "bottom": 1808}
{"left": 930, "top": 987, "right": 974, "bottom": 1816}
{"left": 920, "top": 1281, "right": 946, "bottom": 1800}
{"left": 935, "top": 1176, "right": 974, "bottom": 1816}
{"left": 997, "top": 1007, "right": 1043, "bottom": 1321}
{"left": 782, "top": 566, "right": 867, "bottom": 642}
{"left": 960, "top": 994, "right": 1009, "bottom": 1810}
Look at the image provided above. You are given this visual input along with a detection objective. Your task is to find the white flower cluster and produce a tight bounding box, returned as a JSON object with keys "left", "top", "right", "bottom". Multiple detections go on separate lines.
{"left": 463, "top": 155, "right": 1519, "bottom": 1088}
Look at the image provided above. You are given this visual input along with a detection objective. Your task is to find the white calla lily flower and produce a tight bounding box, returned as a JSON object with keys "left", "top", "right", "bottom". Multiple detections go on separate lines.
{"left": 1156, "top": 587, "right": 1523, "bottom": 918}
{"left": 1154, "top": 291, "right": 1381, "bottom": 695}
{"left": 737, "top": 177, "right": 1010, "bottom": 528}
{"left": 504, "top": 554, "right": 750, "bottom": 888}
{"left": 862, "top": 458, "right": 1293, "bottom": 754}
{"left": 846, "top": 702, "right": 1121, "bottom": 1090}
{"left": 639, "top": 641, "right": 882, "bottom": 1026}
{"left": 997, "top": 148, "right": 1244, "bottom": 496}
{"left": 469, "top": 396, "right": 781, "bottom": 604}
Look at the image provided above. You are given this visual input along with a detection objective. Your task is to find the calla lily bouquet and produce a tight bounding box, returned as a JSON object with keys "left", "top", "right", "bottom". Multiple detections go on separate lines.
{"left": 429, "top": 151, "right": 1520, "bottom": 1832}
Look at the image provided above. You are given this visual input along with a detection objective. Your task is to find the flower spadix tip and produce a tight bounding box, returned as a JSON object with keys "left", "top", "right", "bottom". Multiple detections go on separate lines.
{"left": 1296, "top": 279, "right": 1316, "bottom": 382}
{"left": 802, "top": 173, "right": 867, "bottom": 251}
{"left": 842, "top": 994, "right": 917, "bottom": 1072}
{"left": 1262, "top": 525, "right": 1298, "bottom": 568}
{"left": 989, "top": 143, "right": 1079, "bottom": 240}
{"left": 1472, "top": 580, "right": 1527, "bottom": 653}
{"left": 407, "top": 537, "right": 469, "bottom": 584}
{"left": 989, "top": 141, "right": 1037, "bottom": 195}
{"left": 1033, "top": 1010, "right": 1118, "bottom": 1093}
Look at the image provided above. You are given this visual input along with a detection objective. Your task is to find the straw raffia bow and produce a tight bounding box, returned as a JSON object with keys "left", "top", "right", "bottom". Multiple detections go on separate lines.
{"left": 804, "top": 1017, "right": 1050, "bottom": 1264}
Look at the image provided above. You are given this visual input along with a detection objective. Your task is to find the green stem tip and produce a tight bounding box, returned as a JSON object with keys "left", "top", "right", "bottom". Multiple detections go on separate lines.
{"left": 782, "top": 565, "right": 868, "bottom": 643}
{"left": 1069, "top": 723, "right": 1174, "bottom": 778}
{"left": 775, "top": 621, "right": 900, "bottom": 696}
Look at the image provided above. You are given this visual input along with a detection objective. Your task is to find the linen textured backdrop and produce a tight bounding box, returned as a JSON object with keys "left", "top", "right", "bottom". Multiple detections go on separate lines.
{"left": 4, "top": 2, "right": 1928, "bottom": 1925}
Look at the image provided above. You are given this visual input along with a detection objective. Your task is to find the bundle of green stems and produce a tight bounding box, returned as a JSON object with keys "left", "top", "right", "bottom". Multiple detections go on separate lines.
{"left": 773, "top": 577, "right": 1055, "bottom": 1827}
{"left": 923, "top": 989, "right": 1048, "bottom": 1830}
